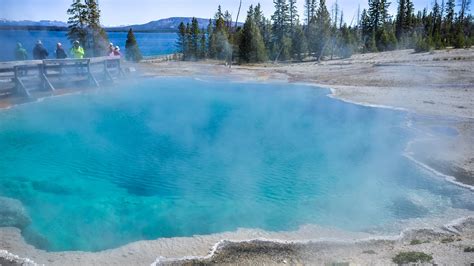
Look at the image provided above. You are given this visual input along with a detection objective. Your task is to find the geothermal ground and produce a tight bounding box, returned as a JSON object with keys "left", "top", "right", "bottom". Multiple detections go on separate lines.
{"left": 1, "top": 48, "right": 473, "bottom": 265}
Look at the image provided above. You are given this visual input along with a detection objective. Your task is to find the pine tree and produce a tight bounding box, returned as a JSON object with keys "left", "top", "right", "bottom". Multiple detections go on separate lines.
{"left": 67, "top": 0, "right": 109, "bottom": 57}
{"left": 253, "top": 2, "right": 272, "bottom": 53}
{"left": 177, "top": 22, "right": 186, "bottom": 51}
{"left": 271, "top": 0, "right": 292, "bottom": 60}
{"left": 239, "top": 5, "right": 267, "bottom": 63}
{"left": 292, "top": 22, "right": 308, "bottom": 60}
{"left": 304, "top": 0, "right": 317, "bottom": 24}
{"left": 177, "top": 22, "right": 187, "bottom": 56}
{"left": 215, "top": 5, "right": 224, "bottom": 20}
{"left": 405, "top": 0, "right": 414, "bottom": 32}
{"left": 67, "top": 0, "right": 88, "bottom": 47}
{"left": 254, "top": 4, "right": 264, "bottom": 29}
{"left": 306, "top": 1, "right": 318, "bottom": 56}
{"left": 189, "top": 17, "right": 200, "bottom": 59}
{"left": 445, "top": 0, "right": 456, "bottom": 44}
{"left": 457, "top": 0, "right": 472, "bottom": 46}
{"left": 367, "top": 0, "right": 395, "bottom": 51}
{"left": 224, "top": 10, "right": 233, "bottom": 30}
{"left": 430, "top": 1, "right": 442, "bottom": 47}
{"left": 210, "top": 6, "right": 232, "bottom": 60}
{"left": 332, "top": 0, "right": 339, "bottom": 29}
{"left": 206, "top": 19, "right": 217, "bottom": 58}
{"left": 314, "top": 0, "right": 331, "bottom": 59}
{"left": 261, "top": 18, "right": 274, "bottom": 56}
{"left": 361, "top": 8, "right": 377, "bottom": 52}
{"left": 185, "top": 23, "right": 192, "bottom": 58}
{"left": 199, "top": 31, "right": 207, "bottom": 59}
{"left": 458, "top": 0, "right": 471, "bottom": 22}
{"left": 339, "top": 23, "right": 357, "bottom": 58}
{"left": 396, "top": 0, "right": 416, "bottom": 47}
{"left": 272, "top": 0, "right": 291, "bottom": 43}
{"left": 84, "top": 0, "right": 109, "bottom": 57}
{"left": 395, "top": 0, "right": 406, "bottom": 40}
{"left": 125, "top": 28, "right": 143, "bottom": 62}
{"left": 289, "top": 0, "right": 299, "bottom": 31}
{"left": 330, "top": 0, "right": 340, "bottom": 59}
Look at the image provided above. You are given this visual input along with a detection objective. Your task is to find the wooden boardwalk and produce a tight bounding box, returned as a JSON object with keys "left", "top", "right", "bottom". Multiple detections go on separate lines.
{"left": 0, "top": 57, "right": 125, "bottom": 98}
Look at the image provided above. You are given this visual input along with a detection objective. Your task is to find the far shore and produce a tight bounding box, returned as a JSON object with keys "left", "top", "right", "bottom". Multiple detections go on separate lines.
{"left": 0, "top": 48, "right": 473, "bottom": 265}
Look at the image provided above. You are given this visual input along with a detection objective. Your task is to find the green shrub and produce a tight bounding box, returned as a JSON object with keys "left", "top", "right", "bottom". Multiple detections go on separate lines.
{"left": 464, "top": 38, "right": 472, "bottom": 49}
{"left": 464, "top": 247, "right": 474, "bottom": 252}
{"left": 453, "top": 32, "right": 465, "bottom": 49}
{"left": 392, "top": 251, "right": 433, "bottom": 264}
{"left": 441, "top": 237, "right": 455, "bottom": 243}
{"left": 414, "top": 36, "right": 433, "bottom": 53}
{"left": 409, "top": 239, "right": 423, "bottom": 245}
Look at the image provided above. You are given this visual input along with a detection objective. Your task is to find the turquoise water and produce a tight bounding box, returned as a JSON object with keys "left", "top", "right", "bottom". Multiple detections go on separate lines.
{"left": 0, "top": 30, "right": 177, "bottom": 61}
{"left": 0, "top": 78, "right": 472, "bottom": 252}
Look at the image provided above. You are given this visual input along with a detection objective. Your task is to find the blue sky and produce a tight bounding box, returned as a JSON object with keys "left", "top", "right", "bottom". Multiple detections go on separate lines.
{"left": 0, "top": 0, "right": 467, "bottom": 26}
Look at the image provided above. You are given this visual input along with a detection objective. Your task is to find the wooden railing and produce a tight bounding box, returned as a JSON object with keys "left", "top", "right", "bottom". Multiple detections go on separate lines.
{"left": 0, "top": 57, "right": 124, "bottom": 98}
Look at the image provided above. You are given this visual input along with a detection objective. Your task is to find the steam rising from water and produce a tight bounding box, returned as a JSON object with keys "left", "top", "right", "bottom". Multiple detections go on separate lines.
{"left": 0, "top": 78, "right": 472, "bottom": 251}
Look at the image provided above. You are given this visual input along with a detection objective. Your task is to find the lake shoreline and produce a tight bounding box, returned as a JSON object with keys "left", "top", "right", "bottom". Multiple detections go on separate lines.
{"left": 1, "top": 213, "right": 473, "bottom": 265}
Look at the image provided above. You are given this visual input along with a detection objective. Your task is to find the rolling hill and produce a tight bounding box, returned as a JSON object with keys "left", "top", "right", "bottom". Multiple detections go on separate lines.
{"left": 0, "top": 17, "right": 243, "bottom": 32}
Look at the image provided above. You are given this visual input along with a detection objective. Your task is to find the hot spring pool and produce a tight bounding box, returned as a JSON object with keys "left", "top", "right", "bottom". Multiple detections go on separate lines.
{"left": 0, "top": 78, "right": 472, "bottom": 252}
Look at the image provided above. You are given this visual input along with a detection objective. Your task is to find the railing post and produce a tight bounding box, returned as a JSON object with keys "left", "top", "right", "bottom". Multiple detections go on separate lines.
{"left": 40, "top": 61, "right": 55, "bottom": 92}
{"left": 13, "top": 66, "right": 30, "bottom": 97}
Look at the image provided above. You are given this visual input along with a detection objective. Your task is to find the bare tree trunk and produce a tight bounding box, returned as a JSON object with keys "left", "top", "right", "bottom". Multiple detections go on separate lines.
{"left": 234, "top": 0, "right": 242, "bottom": 29}
{"left": 229, "top": 0, "right": 242, "bottom": 68}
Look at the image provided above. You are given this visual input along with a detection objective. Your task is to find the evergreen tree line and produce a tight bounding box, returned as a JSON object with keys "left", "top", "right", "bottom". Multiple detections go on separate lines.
{"left": 393, "top": 0, "right": 473, "bottom": 52}
{"left": 177, "top": 0, "right": 473, "bottom": 64}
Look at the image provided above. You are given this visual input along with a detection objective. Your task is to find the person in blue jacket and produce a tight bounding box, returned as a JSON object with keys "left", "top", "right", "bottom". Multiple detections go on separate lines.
{"left": 33, "top": 40, "right": 49, "bottom": 60}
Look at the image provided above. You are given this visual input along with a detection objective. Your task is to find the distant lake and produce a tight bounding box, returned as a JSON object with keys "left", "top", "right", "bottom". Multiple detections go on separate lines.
{"left": 0, "top": 30, "right": 178, "bottom": 62}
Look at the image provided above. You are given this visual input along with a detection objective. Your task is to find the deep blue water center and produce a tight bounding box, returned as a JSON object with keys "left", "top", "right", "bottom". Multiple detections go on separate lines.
{"left": 0, "top": 78, "right": 471, "bottom": 252}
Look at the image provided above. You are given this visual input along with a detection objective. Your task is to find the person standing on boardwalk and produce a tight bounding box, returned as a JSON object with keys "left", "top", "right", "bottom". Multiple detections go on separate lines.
{"left": 113, "top": 46, "right": 121, "bottom": 57}
{"left": 56, "top": 43, "right": 67, "bottom": 59}
{"left": 15, "top": 43, "right": 28, "bottom": 60}
{"left": 33, "top": 40, "right": 49, "bottom": 60}
{"left": 70, "top": 41, "right": 85, "bottom": 59}
{"left": 108, "top": 43, "right": 116, "bottom": 56}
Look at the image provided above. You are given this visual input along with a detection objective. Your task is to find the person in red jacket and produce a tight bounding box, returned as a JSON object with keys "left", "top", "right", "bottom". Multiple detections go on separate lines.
{"left": 113, "top": 46, "right": 121, "bottom": 57}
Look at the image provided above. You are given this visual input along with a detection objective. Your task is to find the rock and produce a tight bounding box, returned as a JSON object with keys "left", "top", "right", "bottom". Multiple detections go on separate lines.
{"left": 0, "top": 196, "right": 31, "bottom": 229}
{"left": 444, "top": 216, "right": 474, "bottom": 234}
{"left": 0, "top": 250, "right": 38, "bottom": 266}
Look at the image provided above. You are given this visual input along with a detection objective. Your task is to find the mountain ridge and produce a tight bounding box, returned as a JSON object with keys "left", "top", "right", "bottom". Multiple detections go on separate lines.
{"left": 0, "top": 17, "right": 242, "bottom": 32}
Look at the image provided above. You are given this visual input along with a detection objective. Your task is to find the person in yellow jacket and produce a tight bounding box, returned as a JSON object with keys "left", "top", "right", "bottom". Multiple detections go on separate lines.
{"left": 70, "top": 40, "right": 85, "bottom": 59}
